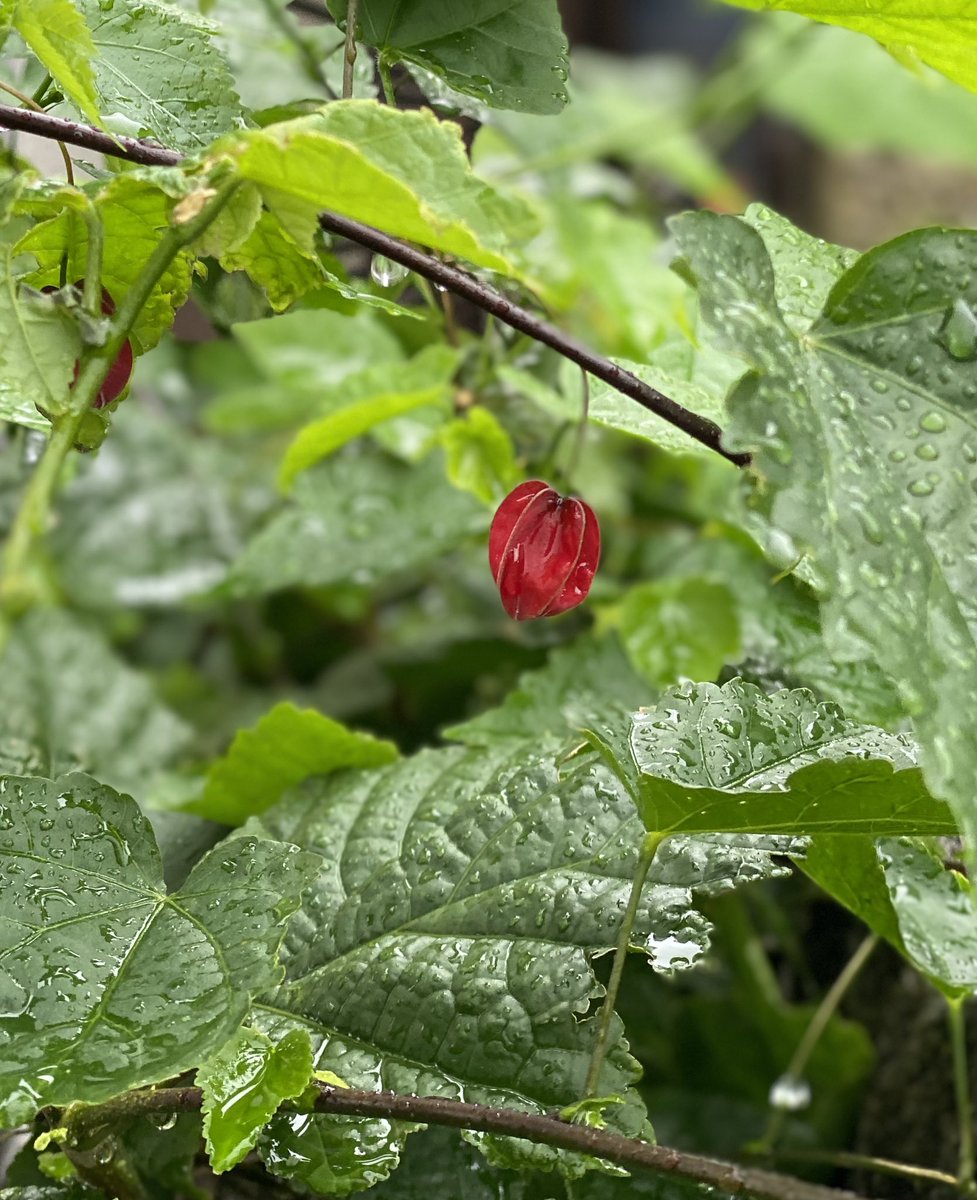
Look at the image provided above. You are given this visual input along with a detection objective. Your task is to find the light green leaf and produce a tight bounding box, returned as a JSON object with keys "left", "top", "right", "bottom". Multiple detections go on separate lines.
{"left": 330, "top": 0, "right": 569, "bottom": 115}
{"left": 230, "top": 451, "right": 488, "bottom": 596}
{"left": 0, "top": 774, "right": 319, "bottom": 1123}
{"left": 446, "top": 633, "right": 650, "bottom": 748}
{"left": 671, "top": 209, "right": 977, "bottom": 849}
{"left": 193, "top": 701, "right": 399, "bottom": 826}
{"left": 261, "top": 1112, "right": 416, "bottom": 1197}
{"left": 279, "top": 346, "right": 459, "bottom": 489}
{"left": 625, "top": 679, "right": 957, "bottom": 836}
{"left": 754, "top": 17, "right": 977, "bottom": 168}
{"left": 199, "top": 1027, "right": 315, "bottom": 1173}
{"left": 70, "top": 0, "right": 243, "bottom": 151}
{"left": 438, "top": 407, "right": 519, "bottom": 503}
{"left": 615, "top": 577, "right": 741, "bottom": 688}
{"left": 721, "top": 0, "right": 977, "bottom": 98}
{"left": 0, "top": 247, "right": 78, "bottom": 430}
{"left": 219, "top": 210, "right": 326, "bottom": 312}
{"left": 229, "top": 102, "right": 538, "bottom": 274}
{"left": 0, "top": 608, "right": 190, "bottom": 795}
{"left": 11, "top": 0, "right": 100, "bottom": 124}
{"left": 18, "top": 175, "right": 194, "bottom": 353}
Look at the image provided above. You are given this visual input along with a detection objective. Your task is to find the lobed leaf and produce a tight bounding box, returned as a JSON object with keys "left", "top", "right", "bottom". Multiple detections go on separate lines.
{"left": 672, "top": 208, "right": 977, "bottom": 849}
{"left": 0, "top": 773, "right": 319, "bottom": 1123}
{"left": 623, "top": 679, "right": 956, "bottom": 836}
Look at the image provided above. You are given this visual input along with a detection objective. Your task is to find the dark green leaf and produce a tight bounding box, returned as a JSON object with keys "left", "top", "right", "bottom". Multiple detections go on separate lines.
{"left": 627, "top": 680, "right": 956, "bottom": 835}
{"left": 671, "top": 209, "right": 977, "bottom": 848}
{"left": 0, "top": 773, "right": 319, "bottom": 1123}
{"left": 332, "top": 0, "right": 569, "bottom": 115}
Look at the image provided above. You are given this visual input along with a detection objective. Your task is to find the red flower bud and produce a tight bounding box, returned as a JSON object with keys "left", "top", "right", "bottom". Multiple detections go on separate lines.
{"left": 489, "top": 480, "right": 600, "bottom": 620}
{"left": 43, "top": 282, "right": 134, "bottom": 408}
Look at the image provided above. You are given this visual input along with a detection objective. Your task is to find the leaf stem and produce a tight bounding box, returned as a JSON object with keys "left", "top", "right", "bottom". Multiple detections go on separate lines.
{"left": 342, "top": 0, "right": 360, "bottom": 99}
{"left": 0, "top": 177, "right": 241, "bottom": 640}
{"left": 80, "top": 200, "right": 104, "bottom": 317}
{"left": 582, "top": 830, "right": 664, "bottom": 1099}
{"left": 758, "top": 933, "right": 878, "bottom": 1152}
{"left": 948, "top": 996, "right": 976, "bottom": 1193}
{"left": 378, "top": 54, "right": 396, "bottom": 105}
{"left": 60, "top": 1082, "right": 871, "bottom": 1200}
{"left": 758, "top": 1146, "right": 959, "bottom": 1189}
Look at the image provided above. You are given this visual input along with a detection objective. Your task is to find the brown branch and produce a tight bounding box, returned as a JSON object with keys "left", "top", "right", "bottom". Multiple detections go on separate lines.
{"left": 63, "top": 1084, "right": 873, "bottom": 1200}
{"left": 0, "top": 102, "right": 750, "bottom": 468}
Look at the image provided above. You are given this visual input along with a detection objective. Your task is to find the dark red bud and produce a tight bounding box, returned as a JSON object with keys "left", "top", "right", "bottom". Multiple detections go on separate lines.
{"left": 489, "top": 480, "right": 600, "bottom": 620}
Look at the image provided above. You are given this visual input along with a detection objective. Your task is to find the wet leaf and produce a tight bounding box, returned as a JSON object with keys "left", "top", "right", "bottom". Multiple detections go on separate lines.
{"left": 623, "top": 679, "right": 956, "bottom": 835}
{"left": 672, "top": 209, "right": 977, "bottom": 848}
{"left": 199, "top": 1027, "right": 314, "bottom": 1172}
{"left": 0, "top": 773, "right": 319, "bottom": 1123}
{"left": 329, "top": 0, "right": 569, "bottom": 115}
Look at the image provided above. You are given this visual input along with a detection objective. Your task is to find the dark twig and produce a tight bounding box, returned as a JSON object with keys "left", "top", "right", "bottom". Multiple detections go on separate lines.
{"left": 64, "top": 1084, "right": 874, "bottom": 1200}
{"left": 0, "top": 102, "right": 750, "bottom": 468}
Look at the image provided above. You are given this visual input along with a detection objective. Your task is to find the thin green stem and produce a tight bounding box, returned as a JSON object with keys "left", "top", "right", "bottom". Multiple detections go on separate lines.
{"left": 80, "top": 201, "right": 104, "bottom": 317}
{"left": 582, "top": 831, "right": 664, "bottom": 1099}
{"left": 0, "top": 177, "right": 241, "bottom": 641}
{"left": 31, "top": 73, "right": 53, "bottom": 107}
{"left": 563, "top": 369, "right": 589, "bottom": 481}
{"left": 342, "top": 0, "right": 360, "bottom": 99}
{"left": 760, "top": 1146, "right": 959, "bottom": 1189}
{"left": 378, "top": 54, "right": 396, "bottom": 105}
{"left": 759, "top": 934, "right": 878, "bottom": 1151}
{"left": 949, "top": 996, "right": 976, "bottom": 1193}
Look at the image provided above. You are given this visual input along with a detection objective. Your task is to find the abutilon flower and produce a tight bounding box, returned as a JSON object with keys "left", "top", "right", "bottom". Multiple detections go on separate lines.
{"left": 489, "top": 480, "right": 600, "bottom": 620}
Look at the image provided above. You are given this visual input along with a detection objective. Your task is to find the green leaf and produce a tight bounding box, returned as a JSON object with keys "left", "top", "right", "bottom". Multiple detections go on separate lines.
{"left": 69, "top": 0, "right": 243, "bottom": 151}
{"left": 229, "top": 451, "right": 488, "bottom": 596}
{"left": 445, "top": 633, "right": 651, "bottom": 748}
{"left": 626, "top": 679, "right": 957, "bottom": 835}
{"left": 52, "top": 402, "right": 274, "bottom": 608}
{"left": 0, "top": 248, "right": 79, "bottom": 430}
{"left": 10, "top": 0, "right": 100, "bottom": 124}
{"left": 331, "top": 0, "right": 569, "bottom": 115}
{"left": 721, "top": 0, "right": 977, "bottom": 97}
{"left": 802, "top": 835, "right": 977, "bottom": 998}
{"left": 193, "top": 701, "right": 399, "bottom": 826}
{"left": 0, "top": 773, "right": 319, "bottom": 1123}
{"left": 199, "top": 1027, "right": 315, "bottom": 1172}
{"left": 261, "top": 1111, "right": 415, "bottom": 1197}
{"left": 438, "top": 407, "right": 519, "bottom": 503}
{"left": 18, "top": 175, "right": 194, "bottom": 353}
{"left": 219, "top": 210, "right": 326, "bottom": 312}
{"left": 0, "top": 608, "right": 190, "bottom": 795}
{"left": 229, "top": 102, "right": 539, "bottom": 274}
{"left": 279, "top": 345, "right": 460, "bottom": 489}
{"left": 250, "top": 739, "right": 791, "bottom": 1179}
{"left": 615, "top": 578, "right": 741, "bottom": 689}
{"left": 754, "top": 17, "right": 977, "bottom": 168}
{"left": 671, "top": 209, "right": 977, "bottom": 849}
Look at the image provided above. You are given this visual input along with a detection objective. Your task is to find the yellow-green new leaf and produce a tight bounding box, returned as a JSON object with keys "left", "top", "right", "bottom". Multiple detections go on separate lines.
{"left": 10, "top": 0, "right": 101, "bottom": 125}
{"left": 722, "top": 0, "right": 977, "bottom": 97}
{"left": 230, "top": 102, "right": 538, "bottom": 275}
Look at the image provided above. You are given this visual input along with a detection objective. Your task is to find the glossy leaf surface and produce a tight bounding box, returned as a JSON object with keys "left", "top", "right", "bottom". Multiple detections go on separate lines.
{"left": 0, "top": 774, "right": 319, "bottom": 1123}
